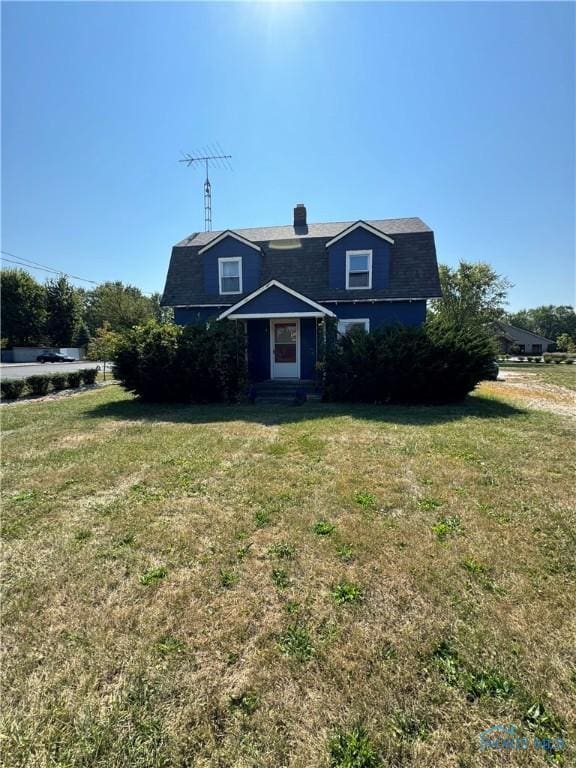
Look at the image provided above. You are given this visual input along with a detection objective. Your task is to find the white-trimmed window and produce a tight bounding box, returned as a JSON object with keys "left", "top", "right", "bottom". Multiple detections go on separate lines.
{"left": 346, "top": 250, "right": 372, "bottom": 289}
{"left": 218, "top": 257, "right": 242, "bottom": 295}
{"left": 337, "top": 318, "right": 370, "bottom": 337}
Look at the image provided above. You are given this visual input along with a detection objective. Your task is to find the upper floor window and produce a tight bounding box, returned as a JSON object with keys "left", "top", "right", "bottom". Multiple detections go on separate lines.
{"left": 346, "top": 250, "right": 372, "bottom": 289}
{"left": 219, "top": 257, "right": 242, "bottom": 295}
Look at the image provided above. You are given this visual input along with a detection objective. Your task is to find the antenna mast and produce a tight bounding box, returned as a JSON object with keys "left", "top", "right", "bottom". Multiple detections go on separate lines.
{"left": 179, "top": 147, "right": 232, "bottom": 231}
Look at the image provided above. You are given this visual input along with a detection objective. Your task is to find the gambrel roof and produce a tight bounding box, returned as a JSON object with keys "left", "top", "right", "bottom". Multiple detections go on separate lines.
{"left": 162, "top": 215, "right": 440, "bottom": 307}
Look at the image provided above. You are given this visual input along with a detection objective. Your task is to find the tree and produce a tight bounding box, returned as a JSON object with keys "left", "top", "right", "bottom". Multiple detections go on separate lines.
{"left": 84, "top": 281, "right": 155, "bottom": 335}
{"left": 0, "top": 268, "right": 47, "bottom": 346}
{"left": 430, "top": 261, "right": 512, "bottom": 328}
{"left": 86, "top": 323, "right": 120, "bottom": 380}
{"left": 45, "top": 276, "right": 82, "bottom": 346}
{"left": 556, "top": 333, "right": 576, "bottom": 353}
{"left": 74, "top": 322, "right": 92, "bottom": 349}
{"left": 150, "top": 292, "right": 174, "bottom": 324}
{"left": 507, "top": 305, "right": 576, "bottom": 342}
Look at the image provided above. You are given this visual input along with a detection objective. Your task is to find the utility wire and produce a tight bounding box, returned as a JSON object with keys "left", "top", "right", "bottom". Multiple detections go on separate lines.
{"left": 1, "top": 251, "right": 156, "bottom": 296}
{"left": 1, "top": 250, "right": 100, "bottom": 284}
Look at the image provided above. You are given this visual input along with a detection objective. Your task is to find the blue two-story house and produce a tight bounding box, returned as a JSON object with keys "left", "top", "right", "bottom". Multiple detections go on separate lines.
{"left": 161, "top": 204, "right": 441, "bottom": 382}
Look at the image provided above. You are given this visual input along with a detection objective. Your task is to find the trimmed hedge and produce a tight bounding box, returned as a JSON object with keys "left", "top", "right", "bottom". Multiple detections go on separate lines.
{"left": 50, "top": 373, "right": 68, "bottom": 391}
{"left": 67, "top": 372, "right": 82, "bottom": 388}
{"left": 323, "top": 319, "right": 497, "bottom": 404}
{"left": 1, "top": 379, "right": 25, "bottom": 400}
{"left": 26, "top": 374, "right": 51, "bottom": 396}
{"left": 80, "top": 368, "right": 98, "bottom": 385}
{"left": 113, "top": 320, "right": 247, "bottom": 403}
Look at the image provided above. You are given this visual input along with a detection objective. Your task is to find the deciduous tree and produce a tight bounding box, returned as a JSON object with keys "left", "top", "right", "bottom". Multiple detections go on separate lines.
{"left": 0, "top": 269, "right": 47, "bottom": 346}
{"left": 430, "top": 261, "right": 512, "bottom": 327}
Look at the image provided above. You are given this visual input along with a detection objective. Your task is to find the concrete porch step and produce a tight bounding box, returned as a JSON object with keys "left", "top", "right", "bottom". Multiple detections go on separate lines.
{"left": 252, "top": 379, "right": 322, "bottom": 404}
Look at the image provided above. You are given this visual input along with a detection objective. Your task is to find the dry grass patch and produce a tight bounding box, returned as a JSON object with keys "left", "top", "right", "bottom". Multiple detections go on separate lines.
{"left": 1, "top": 385, "right": 575, "bottom": 766}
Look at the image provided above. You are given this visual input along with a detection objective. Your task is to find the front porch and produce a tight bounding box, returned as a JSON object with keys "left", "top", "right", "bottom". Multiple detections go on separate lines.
{"left": 217, "top": 280, "right": 336, "bottom": 383}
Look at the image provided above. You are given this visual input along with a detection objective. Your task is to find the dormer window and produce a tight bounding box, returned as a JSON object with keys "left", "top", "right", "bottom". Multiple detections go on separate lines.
{"left": 346, "top": 250, "right": 372, "bottom": 289}
{"left": 219, "top": 257, "right": 242, "bottom": 295}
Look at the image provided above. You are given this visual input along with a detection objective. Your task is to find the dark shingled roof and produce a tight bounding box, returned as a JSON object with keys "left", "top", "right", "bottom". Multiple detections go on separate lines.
{"left": 162, "top": 216, "right": 441, "bottom": 307}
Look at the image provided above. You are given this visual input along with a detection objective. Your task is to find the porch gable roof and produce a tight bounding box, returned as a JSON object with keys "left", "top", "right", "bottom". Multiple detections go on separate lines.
{"left": 217, "top": 280, "right": 337, "bottom": 320}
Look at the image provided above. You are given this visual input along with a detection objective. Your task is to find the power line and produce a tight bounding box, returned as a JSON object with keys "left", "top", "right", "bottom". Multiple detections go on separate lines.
{"left": 1, "top": 251, "right": 157, "bottom": 296}
{"left": 1, "top": 250, "right": 100, "bottom": 284}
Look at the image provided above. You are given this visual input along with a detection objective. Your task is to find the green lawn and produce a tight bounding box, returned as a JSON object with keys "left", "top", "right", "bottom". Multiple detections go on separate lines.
{"left": 1, "top": 385, "right": 575, "bottom": 767}
{"left": 499, "top": 363, "right": 576, "bottom": 391}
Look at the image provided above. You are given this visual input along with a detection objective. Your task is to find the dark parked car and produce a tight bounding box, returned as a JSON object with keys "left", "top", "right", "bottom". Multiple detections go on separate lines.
{"left": 36, "top": 352, "right": 76, "bottom": 363}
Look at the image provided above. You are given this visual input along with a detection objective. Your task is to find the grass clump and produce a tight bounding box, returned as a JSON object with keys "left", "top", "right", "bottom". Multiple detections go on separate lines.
{"left": 313, "top": 519, "right": 335, "bottom": 536}
{"left": 432, "top": 641, "right": 515, "bottom": 701}
{"left": 278, "top": 624, "right": 314, "bottom": 662}
{"left": 328, "top": 724, "right": 380, "bottom": 768}
{"left": 139, "top": 566, "right": 167, "bottom": 586}
{"left": 418, "top": 497, "right": 443, "bottom": 511}
{"left": 336, "top": 543, "right": 355, "bottom": 562}
{"left": 236, "top": 543, "right": 252, "bottom": 561}
{"left": 155, "top": 635, "right": 185, "bottom": 655}
{"left": 254, "top": 509, "right": 271, "bottom": 528}
{"left": 229, "top": 690, "right": 260, "bottom": 716}
{"left": 432, "top": 515, "right": 462, "bottom": 540}
{"left": 268, "top": 542, "right": 296, "bottom": 560}
{"left": 331, "top": 581, "right": 364, "bottom": 605}
{"left": 219, "top": 569, "right": 238, "bottom": 589}
{"left": 271, "top": 568, "right": 290, "bottom": 590}
{"left": 354, "top": 491, "right": 377, "bottom": 509}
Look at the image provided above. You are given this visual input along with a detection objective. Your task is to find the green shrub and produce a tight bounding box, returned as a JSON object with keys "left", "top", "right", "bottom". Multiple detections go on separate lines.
{"left": 324, "top": 319, "right": 496, "bottom": 404}
{"left": 113, "top": 320, "right": 247, "bottom": 403}
{"left": 50, "top": 373, "right": 68, "bottom": 391}
{"left": 0, "top": 379, "right": 25, "bottom": 400}
{"left": 80, "top": 368, "right": 98, "bottom": 385}
{"left": 67, "top": 372, "right": 82, "bottom": 388}
{"left": 26, "top": 374, "right": 51, "bottom": 396}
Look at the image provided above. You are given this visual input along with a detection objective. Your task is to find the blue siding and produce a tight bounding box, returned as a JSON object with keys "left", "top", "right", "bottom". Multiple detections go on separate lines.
{"left": 202, "top": 237, "right": 260, "bottom": 295}
{"left": 174, "top": 307, "right": 220, "bottom": 325}
{"left": 331, "top": 300, "right": 426, "bottom": 328}
{"left": 232, "top": 285, "right": 319, "bottom": 315}
{"left": 300, "top": 318, "right": 317, "bottom": 379}
{"left": 247, "top": 319, "right": 270, "bottom": 382}
{"left": 328, "top": 228, "right": 391, "bottom": 291}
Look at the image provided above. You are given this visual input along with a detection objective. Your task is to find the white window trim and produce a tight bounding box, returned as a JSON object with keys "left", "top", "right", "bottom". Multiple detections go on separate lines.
{"left": 218, "top": 257, "right": 243, "bottom": 295}
{"left": 337, "top": 318, "right": 370, "bottom": 336}
{"left": 346, "top": 250, "right": 372, "bottom": 290}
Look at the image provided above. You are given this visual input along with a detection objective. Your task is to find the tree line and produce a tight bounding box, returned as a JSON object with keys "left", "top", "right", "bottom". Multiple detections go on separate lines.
{"left": 431, "top": 262, "right": 576, "bottom": 352}
{"left": 0, "top": 269, "right": 171, "bottom": 349}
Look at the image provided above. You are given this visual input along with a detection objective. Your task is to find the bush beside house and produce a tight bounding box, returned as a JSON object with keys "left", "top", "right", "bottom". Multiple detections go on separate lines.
{"left": 323, "top": 320, "right": 496, "bottom": 404}
{"left": 113, "top": 320, "right": 247, "bottom": 403}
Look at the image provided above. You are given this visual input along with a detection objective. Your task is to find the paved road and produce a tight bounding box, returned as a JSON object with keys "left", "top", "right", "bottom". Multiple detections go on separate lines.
{"left": 0, "top": 361, "right": 107, "bottom": 380}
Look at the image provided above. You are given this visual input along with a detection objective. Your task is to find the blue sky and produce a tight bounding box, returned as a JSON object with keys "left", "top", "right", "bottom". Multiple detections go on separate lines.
{"left": 2, "top": 1, "right": 574, "bottom": 310}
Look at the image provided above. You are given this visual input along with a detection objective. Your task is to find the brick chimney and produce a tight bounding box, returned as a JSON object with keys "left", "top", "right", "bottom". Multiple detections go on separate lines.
{"left": 293, "top": 203, "right": 307, "bottom": 228}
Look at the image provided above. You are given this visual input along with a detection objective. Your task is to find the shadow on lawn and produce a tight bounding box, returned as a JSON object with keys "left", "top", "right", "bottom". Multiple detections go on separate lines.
{"left": 85, "top": 391, "right": 527, "bottom": 427}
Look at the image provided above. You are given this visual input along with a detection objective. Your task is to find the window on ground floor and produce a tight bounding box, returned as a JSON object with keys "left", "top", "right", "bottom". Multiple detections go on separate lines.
{"left": 531, "top": 344, "right": 542, "bottom": 354}
{"left": 337, "top": 318, "right": 370, "bottom": 337}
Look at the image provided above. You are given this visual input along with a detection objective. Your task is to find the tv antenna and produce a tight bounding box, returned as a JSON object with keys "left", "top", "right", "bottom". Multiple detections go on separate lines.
{"left": 179, "top": 145, "right": 232, "bottom": 231}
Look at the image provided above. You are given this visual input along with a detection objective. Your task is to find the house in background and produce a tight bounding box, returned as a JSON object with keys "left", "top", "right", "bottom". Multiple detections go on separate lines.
{"left": 492, "top": 320, "right": 554, "bottom": 355}
{"left": 161, "top": 204, "right": 441, "bottom": 382}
